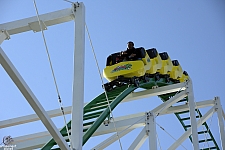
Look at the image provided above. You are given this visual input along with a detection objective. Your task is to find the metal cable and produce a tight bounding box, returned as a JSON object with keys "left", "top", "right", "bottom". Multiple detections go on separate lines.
{"left": 156, "top": 122, "right": 188, "bottom": 150}
{"left": 156, "top": 133, "right": 163, "bottom": 150}
{"left": 33, "top": 1, "right": 73, "bottom": 149}
{"left": 85, "top": 23, "right": 123, "bottom": 150}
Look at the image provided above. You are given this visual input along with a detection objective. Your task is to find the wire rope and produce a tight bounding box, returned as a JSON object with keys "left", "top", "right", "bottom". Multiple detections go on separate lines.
{"left": 85, "top": 23, "right": 123, "bottom": 150}
{"left": 156, "top": 133, "right": 163, "bottom": 150}
{"left": 156, "top": 122, "right": 188, "bottom": 150}
{"left": 33, "top": 1, "right": 73, "bottom": 149}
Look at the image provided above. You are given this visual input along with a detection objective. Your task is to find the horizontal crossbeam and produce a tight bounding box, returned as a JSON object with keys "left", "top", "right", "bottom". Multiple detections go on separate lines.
{"left": 0, "top": 8, "right": 74, "bottom": 35}
{"left": 12, "top": 113, "right": 145, "bottom": 149}
{"left": 0, "top": 83, "right": 186, "bottom": 129}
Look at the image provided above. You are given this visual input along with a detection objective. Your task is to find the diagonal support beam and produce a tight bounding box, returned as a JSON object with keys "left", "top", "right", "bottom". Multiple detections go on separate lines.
{"left": 0, "top": 47, "right": 70, "bottom": 150}
{"left": 128, "top": 127, "right": 148, "bottom": 150}
{"left": 168, "top": 106, "right": 215, "bottom": 150}
{"left": 92, "top": 129, "right": 133, "bottom": 150}
{"left": 151, "top": 90, "right": 187, "bottom": 115}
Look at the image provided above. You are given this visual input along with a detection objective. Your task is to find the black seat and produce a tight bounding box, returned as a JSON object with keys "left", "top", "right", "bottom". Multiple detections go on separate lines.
{"left": 146, "top": 48, "right": 158, "bottom": 59}
{"left": 183, "top": 71, "right": 188, "bottom": 76}
{"left": 135, "top": 47, "right": 146, "bottom": 58}
{"left": 106, "top": 52, "right": 121, "bottom": 66}
{"left": 159, "top": 52, "right": 169, "bottom": 60}
{"left": 172, "top": 60, "right": 179, "bottom": 66}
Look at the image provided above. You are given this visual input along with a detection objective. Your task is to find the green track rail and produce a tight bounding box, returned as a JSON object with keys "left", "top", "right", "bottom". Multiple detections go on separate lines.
{"left": 41, "top": 77, "right": 219, "bottom": 150}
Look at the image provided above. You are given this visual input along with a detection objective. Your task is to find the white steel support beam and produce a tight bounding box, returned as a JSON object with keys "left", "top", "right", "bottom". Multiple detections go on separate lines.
{"left": 0, "top": 106, "right": 72, "bottom": 129}
{"left": 0, "top": 99, "right": 215, "bottom": 129}
{"left": 0, "top": 30, "right": 10, "bottom": 44}
{"left": 12, "top": 113, "right": 145, "bottom": 150}
{"left": 0, "top": 8, "right": 74, "bottom": 35}
{"left": 168, "top": 106, "right": 215, "bottom": 150}
{"left": 92, "top": 129, "right": 133, "bottom": 150}
{"left": 123, "top": 82, "right": 186, "bottom": 102}
{"left": 186, "top": 79, "right": 199, "bottom": 150}
{"left": 146, "top": 112, "right": 157, "bottom": 150}
{"left": 71, "top": 2, "right": 85, "bottom": 150}
{"left": 152, "top": 90, "right": 187, "bottom": 115}
{"left": 215, "top": 97, "right": 225, "bottom": 149}
{"left": 0, "top": 47, "right": 70, "bottom": 150}
{"left": 161, "top": 99, "right": 215, "bottom": 115}
{"left": 128, "top": 127, "right": 148, "bottom": 150}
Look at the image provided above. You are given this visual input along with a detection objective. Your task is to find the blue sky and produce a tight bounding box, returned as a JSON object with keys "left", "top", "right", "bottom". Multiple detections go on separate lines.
{"left": 0, "top": 0, "right": 225, "bottom": 149}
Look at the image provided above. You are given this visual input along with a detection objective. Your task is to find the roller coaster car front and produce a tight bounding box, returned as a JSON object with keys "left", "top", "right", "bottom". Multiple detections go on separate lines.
{"left": 103, "top": 47, "right": 151, "bottom": 91}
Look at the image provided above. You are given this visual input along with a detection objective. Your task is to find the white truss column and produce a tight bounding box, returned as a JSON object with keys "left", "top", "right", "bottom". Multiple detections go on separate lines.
{"left": 186, "top": 79, "right": 199, "bottom": 150}
{"left": 146, "top": 112, "right": 157, "bottom": 150}
{"left": 71, "top": 2, "right": 85, "bottom": 150}
{"left": 0, "top": 47, "right": 70, "bottom": 150}
{"left": 0, "top": 30, "right": 10, "bottom": 44}
{"left": 215, "top": 97, "right": 225, "bottom": 149}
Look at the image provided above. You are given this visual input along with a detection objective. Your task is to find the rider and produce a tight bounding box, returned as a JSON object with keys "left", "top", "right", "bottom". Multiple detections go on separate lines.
{"left": 120, "top": 41, "right": 138, "bottom": 61}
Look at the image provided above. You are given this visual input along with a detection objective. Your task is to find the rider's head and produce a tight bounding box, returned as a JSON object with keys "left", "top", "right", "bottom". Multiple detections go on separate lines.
{"left": 127, "top": 41, "right": 134, "bottom": 49}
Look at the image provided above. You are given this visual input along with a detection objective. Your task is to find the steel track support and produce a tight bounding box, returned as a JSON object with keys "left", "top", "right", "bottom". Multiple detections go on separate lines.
{"left": 0, "top": 47, "right": 70, "bottom": 150}
{"left": 186, "top": 79, "right": 199, "bottom": 150}
{"left": 71, "top": 2, "right": 85, "bottom": 150}
{"left": 215, "top": 97, "right": 225, "bottom": 149}
{"left": 128, "top": 127, "right": 148, "bottom": 150}
{"left": 152, "top": 90, "right": 187, "bottom": 115}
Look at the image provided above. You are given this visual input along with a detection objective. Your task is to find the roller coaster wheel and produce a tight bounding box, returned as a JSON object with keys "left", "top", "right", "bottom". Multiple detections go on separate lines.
{"left": 115, "top": 82, "right": 124, "bottom": 87}
{"left": 142, "top": 75, "right": 149, "bottom": 83}
{"left": 134, "top": 79, "right": 139, "bottom": 87}
{"left": 155, "top": 73, "right": 160, "bottom": 81}
{"left": 165, "top": 75, "right": 170, "bottom": 83}
{"left": 130, "top": 77, "right": 139, "bottom": 87}
{"left": 103, "top": 83, "right": 113, "bottom": 92}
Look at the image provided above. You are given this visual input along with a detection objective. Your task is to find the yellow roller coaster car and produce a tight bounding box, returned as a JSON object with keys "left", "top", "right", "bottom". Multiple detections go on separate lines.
{"left": 179, "top": 71, "right": 189, "bottom": 82}
{"left": 103, "top": 47, "right": 151, "bottom": 82}
{"left": 169, "top": 60, "right": 183, "bottom": 81}
{"left": 158, "top": 52, "right": 173, "bottom": 75}
{"left": 146, "top": 48, "right": 162, "bottom": 75}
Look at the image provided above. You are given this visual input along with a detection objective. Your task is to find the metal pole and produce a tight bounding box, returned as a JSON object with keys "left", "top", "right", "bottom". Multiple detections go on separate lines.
{"left": 215, "top": 97, "right": 225, "bottom": 149}
{"left": 186, "top": 79, "right": 199, "bottom": 150}
{"left": 146, "top": 112, "right": 157, "bottom": 150}
{"left": 71, "top": 2, "right": 85, "bottom": 150}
